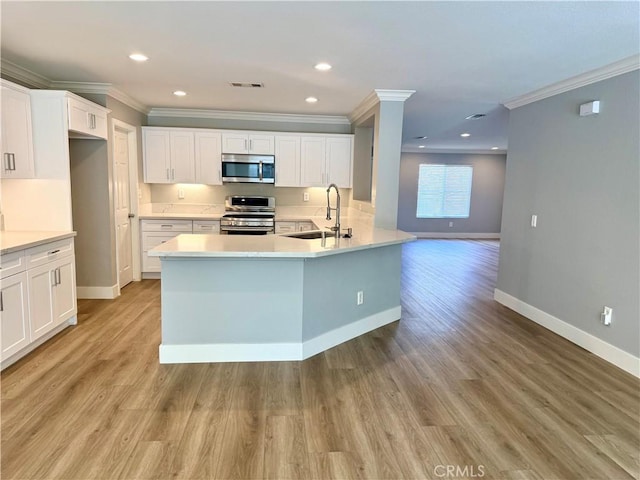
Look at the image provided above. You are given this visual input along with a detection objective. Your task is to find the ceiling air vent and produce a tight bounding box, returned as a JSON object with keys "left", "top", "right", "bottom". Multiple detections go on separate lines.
{"left": 465, "top": 113, "right": 486, "bottom": 120}
{"left": 229, "top": 82, "right": 264, "bottom": 88}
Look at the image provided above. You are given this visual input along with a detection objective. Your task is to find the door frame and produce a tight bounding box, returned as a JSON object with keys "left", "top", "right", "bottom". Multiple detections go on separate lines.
{"left": 111, "top": 118, "right": 141, "bottom": 293}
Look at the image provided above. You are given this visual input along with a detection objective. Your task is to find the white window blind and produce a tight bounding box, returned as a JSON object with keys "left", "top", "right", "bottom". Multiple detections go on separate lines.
{"left": 416, "top": 164, "right": 473, "bottom": 218}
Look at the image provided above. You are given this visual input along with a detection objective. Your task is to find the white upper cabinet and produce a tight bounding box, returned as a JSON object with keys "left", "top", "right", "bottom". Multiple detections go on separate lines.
{"left": 169, "top": 130, "right": 195, "bottom": 183}
{"left": 195, "top": 131, "right": 222, "bottom": 185}
{"left": 274, "top": 136, "right": 300, "bottom": 187}
{"left": 143, "top": 128, "right": 195, "bottom": 183}
{"left": 143, "top": 128, "right": 172, "bottom": 183}
{"left": 1, "top": 80, "right": 35, "bottom": 179}
{"left": 299, "top": 135, "right": 352, "bottom": 188}
{"left": 325, "top": 136, "right": 353, "bottom": 188}
{"left": 222, "top": 132, "right": 274, "bottom": 155}
{"left": 300, "top": 136, "right": 326, "bottom": 187}
{"left": 67, "top": 94, "right": 108, "bottom": 140}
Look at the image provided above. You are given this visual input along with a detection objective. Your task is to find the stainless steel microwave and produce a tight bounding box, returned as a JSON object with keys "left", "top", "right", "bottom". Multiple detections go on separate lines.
{"left": 221, "top": 154, "right": 275, "bottom": 184}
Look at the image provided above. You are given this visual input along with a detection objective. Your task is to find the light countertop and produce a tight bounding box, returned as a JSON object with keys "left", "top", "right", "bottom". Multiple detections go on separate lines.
{"left": 1, "top": 231, "right": 76, "bottom": 255}
{"left": 149, "top": 221, "right": 415, "bottom": 259}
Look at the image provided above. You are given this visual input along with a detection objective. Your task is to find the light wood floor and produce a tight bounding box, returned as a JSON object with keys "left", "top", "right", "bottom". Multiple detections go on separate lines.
{"left": 2, "top": 240, "right": 638, "bottom": 480}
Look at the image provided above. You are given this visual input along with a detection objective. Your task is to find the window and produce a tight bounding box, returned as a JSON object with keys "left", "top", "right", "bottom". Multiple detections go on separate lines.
{"left": 416, "top": 164, "right": 473, "bottom": 218}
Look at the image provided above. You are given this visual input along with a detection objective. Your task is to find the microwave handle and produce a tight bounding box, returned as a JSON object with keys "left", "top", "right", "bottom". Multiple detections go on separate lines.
{"left": 258, "top": 161, "right": 263, "bottom": 181}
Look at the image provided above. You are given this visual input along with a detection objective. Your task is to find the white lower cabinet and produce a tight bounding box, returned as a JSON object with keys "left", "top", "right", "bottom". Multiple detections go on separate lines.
{"left": 275, "top": 221, "right": 316, "bottom": 233}
{"left": 1, "top": 236, "right": 77, "bottom": 368}
{"left": 27, "top": 256, "right": 76, "bottom": 341}
{"left": 0, "top": 271, "right": 30, "bottom": 360}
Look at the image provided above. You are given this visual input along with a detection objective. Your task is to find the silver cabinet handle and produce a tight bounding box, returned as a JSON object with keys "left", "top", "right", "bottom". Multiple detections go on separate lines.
{"left": 0, "top": 291, "right": 4, "bottom": 312}
{"left": 218, "top": 169, "right": 221, "bottom": 182}
{"left": 160, "top": 224, "right": 173, "bottom": 229}
{"left": 3, "top": 153, "right": 9, "bottom": 171}
{"left": 166, "top": 168, "right": 170, "bottom": 180}
{"left": 244, "top": 139, "right": 248, "bottom": 151}
{"left": 92, "top": 113, "right": 96, "bottom": 129}
{"left": 172, "top": 169, "right": 175, "bottom": 180}
{"left": 128, "top": 213, "right": 135, "bottom": 218}
{"left": 57, "top": 268, "right": 61, "bottom": 285}
{"left": 259, "top": 161, "right": 263, "bottom": 181}
{"left": 11, "top": 153, "right": 16, "bottom": 171}
{"left": 48, "top": 249, "right": 60, "bottom": 255}
{"left": 249, "top": 139, "right": 253, "bottom": 151}
{"left": 51, "top": 270, "right": 57, "bottom": 287}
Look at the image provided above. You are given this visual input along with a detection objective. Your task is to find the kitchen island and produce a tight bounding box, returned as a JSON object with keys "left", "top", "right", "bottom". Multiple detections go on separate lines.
{"left": 149, "top": 223, "right": 415, "bottom": 363}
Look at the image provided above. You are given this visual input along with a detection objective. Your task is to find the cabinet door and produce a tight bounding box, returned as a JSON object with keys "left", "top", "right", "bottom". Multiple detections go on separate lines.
{"left": 0, "top": 272, "right": 30, "bottom": 360}
{"left": 326, "top": 136, "right": 353, "bottom": 188}
{"left": 193, "top": 221, "right": 220, "bottom": 234}
{"left": 274, "top": 136, "right": 300, "bottom": 187}
{"left": 68, "top": 98, "right": 92, "bottom": 136}
{"left": 222, "top": 133, "right": 249, "bottom": 154}
{"left": 169, "top": 130, "right": 195, "bottom": 183}
{"left": 52, "top": 256, "right": 77, "bottom": 326}
{"left": 27, "top": 262, "right": 55, "bottom": 341}
{"left": 195, "top": 131, "right": 222, "bottom": 185}
{"left": 248, "top": 134, "right": 275, "bottom": 155}
{"left": 1, "top": 84, "right": 34, "bottom": 178}
{"left": 143, "top": 129, "right": 171, "bottom": 183}
{"left": 275, "top": 222, "right": 297, "bottom": 234}
{"left": 300, "top": 137, "right": 326, "bottom": 187}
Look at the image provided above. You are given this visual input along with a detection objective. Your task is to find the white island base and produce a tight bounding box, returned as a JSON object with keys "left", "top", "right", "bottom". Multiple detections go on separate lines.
{"left": 153, "top": 231, "right": 412, "bottom": 363}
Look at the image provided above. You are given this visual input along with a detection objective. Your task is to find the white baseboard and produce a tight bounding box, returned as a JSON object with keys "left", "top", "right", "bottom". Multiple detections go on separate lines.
{"left": 410, "top": 232, "right": 500, "bottom": 239}
{"left": 76, "top": 284, "right": 119, "bottom": 299}
{"left": 302, "top": 306, "right": 401, "bottom": 359}
{"left": 159, "top": 306, "right": 401, "bottom": 364}
{"left": 142, "top": 272, "right": 161, "bottom": 280}
{"left": 494, "top": 289, "right": 639, "bottom": 378}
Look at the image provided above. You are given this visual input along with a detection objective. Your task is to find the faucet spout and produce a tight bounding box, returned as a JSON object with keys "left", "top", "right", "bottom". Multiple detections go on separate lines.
{"left": 326, "top": 183, "right": 341, "bottom": 234}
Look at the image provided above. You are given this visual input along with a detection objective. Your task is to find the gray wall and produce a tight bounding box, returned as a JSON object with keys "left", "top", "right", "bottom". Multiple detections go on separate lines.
{"left": 398, "top": 152, "right": 506, "bottom": 234}
{"left": 70, "top": 94, "right": 147, "bottom": 290}
{"left": 147, "top": 115, "right": 351, "bottom": 134}
{"left": 497, "top": 70, "right": 639, "bottom": 357}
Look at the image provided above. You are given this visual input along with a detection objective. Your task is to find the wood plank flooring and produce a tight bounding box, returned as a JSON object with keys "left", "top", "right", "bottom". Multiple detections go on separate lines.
{"left": 2, "top": 239, "right": 638, "bottom": 479}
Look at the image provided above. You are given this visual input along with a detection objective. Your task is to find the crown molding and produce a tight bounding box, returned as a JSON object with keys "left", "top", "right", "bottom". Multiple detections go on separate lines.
{"left": 147, "top": 108, "right": 351, "bottom": 125}
{"left": 401, "top": 147, "right": 507, "bottom": 155}
{"left": 503, "top": 55, "right": 640, "bottom": 110}
{"left": 349, "top": 89, "right": 416, "bottom": 124}
{"left": 50, "top": 81, "right": 148, "bottom": 114}
{"left": 0, "top": 59, "right": 51, "bottom": 89}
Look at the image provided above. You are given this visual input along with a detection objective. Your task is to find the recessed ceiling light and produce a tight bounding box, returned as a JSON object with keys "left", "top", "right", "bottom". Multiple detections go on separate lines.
{"left": 491, "top": 147, "right": 499, "bottom": 150}
{"left": 173, "top": 90, "right": 187, "bottom": 97}
{"left": 414, "top": 136, "right": 428, "bottom": 139}
{"left": 418, "top": 145, "right": 426, "bottom": 149}
{"left": 460, "top": 133, "right": 471, "bottom": 137}
{"left": 314, "top": 63, "right": 332, "bottom": 71}
{"left": 305, "top": 96, "right": 318, "bottom": 103}
{"left": 129, "top": 53, "right": 148, "bottom": 62}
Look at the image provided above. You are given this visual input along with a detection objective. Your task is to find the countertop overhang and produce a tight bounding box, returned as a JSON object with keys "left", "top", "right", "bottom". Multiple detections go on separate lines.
{"left": 149, "top": 222, "right": 415, "bottom": 259}
{"left": 1, "top": 231, "right": 76, "bottom": 255}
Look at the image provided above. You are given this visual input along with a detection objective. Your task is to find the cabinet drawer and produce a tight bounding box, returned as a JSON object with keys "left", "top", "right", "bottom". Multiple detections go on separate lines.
{"left": 142, "top": 232, "right": 181, "bottom": 250}
{"left": 0, "top": 251, "right": 27, "bottom": 279}
{"left": 141, "top": 220, "right": 193, "bottom": 232}
{"left": 142, "top": 252, "right": 162, "bottom": 273}
{"left": 193, "top": 221, "right": 220, "bottom": 233}
{"left": 26, "top": 238, "right": 74, "bottom": 269}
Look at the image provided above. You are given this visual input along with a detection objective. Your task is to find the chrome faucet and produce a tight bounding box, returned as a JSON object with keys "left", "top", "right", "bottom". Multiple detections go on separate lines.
{"left": 326, "top": 183, "right": 341, "bottom": 235}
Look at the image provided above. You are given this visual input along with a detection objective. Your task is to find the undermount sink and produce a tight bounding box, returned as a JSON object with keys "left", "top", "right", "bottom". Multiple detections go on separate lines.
{"left": 281, "top": 230, "right": 336, "bottom": 240}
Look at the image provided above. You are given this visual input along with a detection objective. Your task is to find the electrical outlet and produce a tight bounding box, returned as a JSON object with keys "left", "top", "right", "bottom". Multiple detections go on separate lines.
{"left": 303, "top": 192, "right": 309, "bottom": 202}
{"left": 601, "top": 306, "right": 612, "bottom": 326}
{"left": 357, "top": 291, "right": 364, "bottom": 305}
{"left": 449, "top": 222, "right": 453, "bottom": 228}
{"left": 531, "top": 214, "right": 537, "bottom": 228}
{"left": 178, "top": 189, "right": 185, "bottom": 199}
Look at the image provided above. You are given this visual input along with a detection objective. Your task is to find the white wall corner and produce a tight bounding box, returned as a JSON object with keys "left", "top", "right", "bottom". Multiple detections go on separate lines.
{"left": 494, "top": 289, "right": 640, "bottom": 378}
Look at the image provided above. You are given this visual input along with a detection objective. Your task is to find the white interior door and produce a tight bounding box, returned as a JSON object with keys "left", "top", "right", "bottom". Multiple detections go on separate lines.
{"left": 114, "top": 129, "right": 133, "bottom": 288}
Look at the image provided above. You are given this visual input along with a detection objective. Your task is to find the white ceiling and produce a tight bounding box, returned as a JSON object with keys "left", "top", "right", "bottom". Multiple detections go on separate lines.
{"left": 2, "top": 1, "right": 639, "bottom": 152}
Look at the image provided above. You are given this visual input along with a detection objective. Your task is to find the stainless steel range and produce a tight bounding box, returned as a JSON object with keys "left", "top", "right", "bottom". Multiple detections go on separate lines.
{"left": 220, "top": 195, "right": 275, "bottom": 235}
